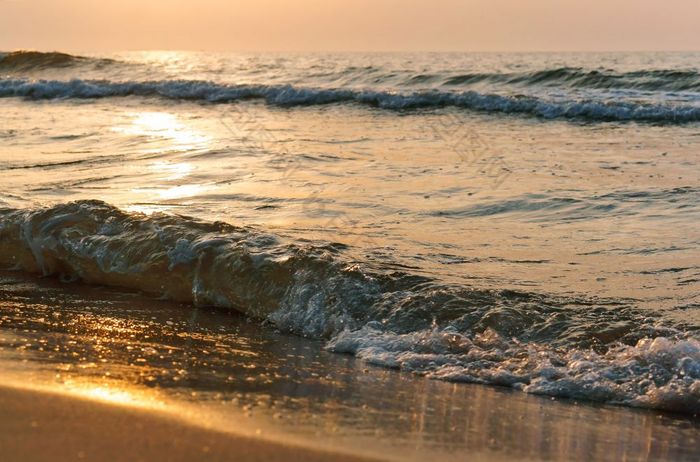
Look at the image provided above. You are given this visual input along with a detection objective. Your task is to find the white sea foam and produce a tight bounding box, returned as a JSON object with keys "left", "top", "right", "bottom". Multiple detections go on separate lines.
{"left": 1, "top": 78, "right": 699, "bottom": 123}
{"left": 328, "top": 325, "right": 700, "bottom": 414}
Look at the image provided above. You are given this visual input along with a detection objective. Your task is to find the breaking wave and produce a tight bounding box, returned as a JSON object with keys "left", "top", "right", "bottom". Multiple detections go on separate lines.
{"left": 0, "top": 200, "right": 698, "bottom": 413}
{"left": 1, "top": 77, "right": 699, "bottom": 123}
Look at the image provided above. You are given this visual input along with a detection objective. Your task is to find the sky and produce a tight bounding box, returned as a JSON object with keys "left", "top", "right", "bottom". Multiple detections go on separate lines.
{"left": 1, "top": 0, "right": 699, "bottom": 52}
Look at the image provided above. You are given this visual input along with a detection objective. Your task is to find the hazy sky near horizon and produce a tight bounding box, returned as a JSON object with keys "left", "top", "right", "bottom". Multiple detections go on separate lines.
{"left": 1, "top": 0, "right": 699, "bottom": 52}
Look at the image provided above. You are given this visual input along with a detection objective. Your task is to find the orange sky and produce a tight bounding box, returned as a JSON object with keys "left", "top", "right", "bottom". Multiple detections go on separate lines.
{"left": 1, "top": 0, "right": 699, "bottom": 52}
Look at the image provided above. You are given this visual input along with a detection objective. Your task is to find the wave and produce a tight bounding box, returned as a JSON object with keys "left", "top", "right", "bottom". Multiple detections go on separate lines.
{"left": 0, "top": 50, "right": 114, "bottom": 72}
{"left": 325, "top": 65, "right": 700, "bottom": 92}
{"left": 4, "top": 49, "right": 700, "bottom": 93}
{"left": 442, "top": 67, "right": 700, "bottom": 92}
{"left": 0, "top": 200, "right": 698, "bottom": 413}
{"left": 429, "top": 187, "right": 700, "bottom": 222}
{"left": 1, "top": 78, "right": 699, "bottom": 123}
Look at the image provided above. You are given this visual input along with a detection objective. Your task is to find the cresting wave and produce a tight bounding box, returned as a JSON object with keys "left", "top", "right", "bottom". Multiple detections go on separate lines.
{"left": 0, "top": 200, "right": 698, "bottom": 413}
{"left": 1, "top": 77, "right": 700, "bottom": 123}
{"left": 3, "top": 50, "right": 700, "bottom": 93}
{"left": 440, "top": 67, "right": 700, "bottom": 92}
{"left": 0, "top": 50, "right": 114, "bottom": 72}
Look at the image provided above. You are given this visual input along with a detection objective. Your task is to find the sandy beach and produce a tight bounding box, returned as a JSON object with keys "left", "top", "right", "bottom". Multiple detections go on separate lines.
{"left": 0, "top": 384, "right": 379, "bottom": 462}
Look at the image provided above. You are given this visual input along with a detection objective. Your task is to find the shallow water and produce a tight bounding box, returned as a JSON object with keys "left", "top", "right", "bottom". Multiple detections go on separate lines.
{"left": 0, "top": 50, "right": 699, "bottom": 413}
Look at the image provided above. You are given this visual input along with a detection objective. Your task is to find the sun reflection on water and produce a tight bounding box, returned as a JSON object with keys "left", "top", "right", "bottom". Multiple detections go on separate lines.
{"left": 151, "top": 161, "right": 194, "bottom": 180}
{"left": 113, "top": 111, "right": 210, "bottom": 151}
{"left": 119, "top": 112, "right": 216, "bottom": 204}
{"left": 156, "top": 183, "right": 211, "bottom": 200}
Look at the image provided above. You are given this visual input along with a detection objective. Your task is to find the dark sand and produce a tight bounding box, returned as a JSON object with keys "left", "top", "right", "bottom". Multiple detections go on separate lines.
{"left": 0, "top": 384, "right": 379, "bottom": 462}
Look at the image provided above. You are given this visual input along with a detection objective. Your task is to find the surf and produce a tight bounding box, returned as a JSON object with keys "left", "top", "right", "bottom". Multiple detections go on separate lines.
{"left": 1, "top": 200, "right": 697, "bottom": 414}
{"left": 1, "top": 77, "right": 699, "bottom": 123}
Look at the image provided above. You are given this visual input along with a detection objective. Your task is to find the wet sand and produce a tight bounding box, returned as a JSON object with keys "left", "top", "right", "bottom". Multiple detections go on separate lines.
{"left": 0, "top": 384, "right": 379, "bottom": 462}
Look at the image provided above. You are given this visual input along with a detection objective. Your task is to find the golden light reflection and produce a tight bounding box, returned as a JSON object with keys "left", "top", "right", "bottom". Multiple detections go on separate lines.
{"left": 113, "top": 112, "right": 210, "bottom": 151}
{"left": 129, "top": 183, "right": 212, "bottom": 203}
{"left": 151, "top": 161, "right": 194, "bottom": 181}
{"left": 120, "top": 112, "right": 216, "bottom": 203}
{"left": 73, "top": 385, "right": 140, "bottom": 405}
{"left": 60, "top": 379, "right": 165, "bottom": 409}
{"left": 0, "top": 375, "right": 166, "bottom": 411}
{"left": 156, "top": 183, "right": 211, "bottom": 200}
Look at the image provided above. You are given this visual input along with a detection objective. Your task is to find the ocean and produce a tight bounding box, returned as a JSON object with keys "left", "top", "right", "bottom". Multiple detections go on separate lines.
{"left": 0, "top": 49, "right": 699, "bottom": 427}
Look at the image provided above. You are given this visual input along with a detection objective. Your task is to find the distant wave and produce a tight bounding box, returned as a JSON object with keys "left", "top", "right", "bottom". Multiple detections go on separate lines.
{"left": 1, "top": 77, "right": 699, "bottom": 123}
{"left": 0, "top": 200, "right": 698, "bottom": 414}
{"left": 441, "top": 67, "right": 700, "bottom": 92}
{"left": 428, "top": 187, "right": 700, "bottom": 222}
{"left": 0, "top": 50, "right": 115, "bottom": 72}
{"left": 4, "top": 49, "right": 700, "bottom": 93}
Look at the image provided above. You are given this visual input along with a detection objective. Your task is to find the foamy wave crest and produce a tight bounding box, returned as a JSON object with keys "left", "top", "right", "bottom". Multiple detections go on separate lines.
{"left": 329, "top": 327, "right": 700, "bottom": 414}
{"left": 0, "top": 51, "right": 114, "bottom": 72}
{"left": 1, "top": 78, "right": 699, "bottom": 123}
{"left": 0, "top": 200, "right": 697, "bottom": 413}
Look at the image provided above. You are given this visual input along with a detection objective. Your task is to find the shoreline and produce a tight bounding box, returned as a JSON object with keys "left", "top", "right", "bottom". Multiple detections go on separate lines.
{"left": 0, "top": 383, "right": 381, "bottom": 462}
{"left": 1, "top": 270, "right": 699, "bottom": 462}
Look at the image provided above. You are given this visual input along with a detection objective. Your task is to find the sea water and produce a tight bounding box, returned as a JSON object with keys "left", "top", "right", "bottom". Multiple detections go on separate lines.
{"left": 1, "top": 50, "right": 699, "bottom": 413}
